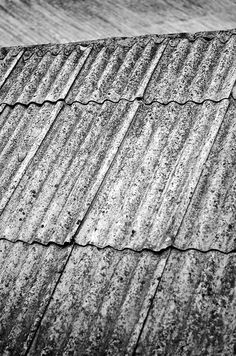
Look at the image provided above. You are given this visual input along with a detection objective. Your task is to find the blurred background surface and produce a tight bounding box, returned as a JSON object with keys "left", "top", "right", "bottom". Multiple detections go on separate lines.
{"left": 0, "top": 0, "right": 236, "bottom": 46}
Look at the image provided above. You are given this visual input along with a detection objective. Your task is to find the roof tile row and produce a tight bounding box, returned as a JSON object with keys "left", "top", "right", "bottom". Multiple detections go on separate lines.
{"left": 0, "top": 240, "right": 71, "bottom": 355}
{"left": 1, "top": 99, "right": 235, "bottom": 252}
{"left": 1, "top": 240, "right": 234, "bottom": 356}
{"left": 0, "top": 32, "right": 235, "bottom": 106}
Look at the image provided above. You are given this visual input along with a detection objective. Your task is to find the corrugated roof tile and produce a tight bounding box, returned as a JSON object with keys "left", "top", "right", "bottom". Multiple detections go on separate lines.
{"left": 136, "top": 250, "right": 236, "bottom": 356}
{"left": 76, "top": 100, "right": 229, "bottom": 251}
{"left": 0, "top": 48, "right": 23, "bottom": 89}
{"left": 144, "top": 35, "right": 236, "bottom": 103}
{"left": 174, "top": 99, "right": 236, "bottom": 252}
{"left": 28, "top": 245, "right": 169, "bottom": 356}
{"left": 0, "top": 102, "right": 64, "bottom": 216}
{"left": 0, "top": 28, "right": 236, "bottom": 355}
{"left": 1, "top": 31, "right": 235, "bottom": 106}
{"left": 0, "top": 240, "right": 71, "bottom": 355}
{"left": 0, "top": 45, "right": 92, "bottom": 105}
{"left": 66, "top": 39, "right": 167, "bottom": 103}
{"left": 0, "top": 100, "right": 140, "bottom": 244}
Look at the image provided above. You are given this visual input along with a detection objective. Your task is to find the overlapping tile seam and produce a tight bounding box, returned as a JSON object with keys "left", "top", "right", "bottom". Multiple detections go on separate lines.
{"left": 0, "top": 97, "right": 234, "bottom": 250}
{"left": 1, "top": 95, "right": 235, "bottom": 249}
{"left": 131, "top": 94, "right": 236, "bottom": 355}
{"left": 0, "top": 97, "right": 234, "bottom": 109}
{"left": 22, "top": 246, "right": 236, "bottom": 355}
{"left": 0, "top": 31, "right": 236, "bottom": 107}
{"left": 2, "top": 35, "right": 236, "bottom": 353}
{"left": 3, "top": 98, "right": 236, "bottom": 354}
{"left": 2, "top": 33, "right": 235, "bottom": 227}
{"left": 2, "top": 237, "right": 236, "bottom": 255}
{"left": 1, "top": 30, "right": 235, "bottom": 356}
{"left": 1, "top": 86, "right": 236, "bottom": 248}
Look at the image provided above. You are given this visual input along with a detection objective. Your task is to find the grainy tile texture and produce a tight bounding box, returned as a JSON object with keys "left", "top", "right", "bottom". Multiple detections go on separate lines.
{"left": 28, "top": 246, "right": 169, "bottom": 356}
{"left": 76, "top": 100, "right": 230, "bottom": 251}
{"left": 0, "top": 27, "right": 235, "bottom": 356}
{"left": 136, "top": 250, "right": 236, "bottom": 356}
{"left": 0, "top": 240, "right": 71, "bottom": 356}
{"left": 0, "top": 100, "right": 140, "bottom": 244}
{"left": 175, "top": 99, "right": 236, "bottom": 252}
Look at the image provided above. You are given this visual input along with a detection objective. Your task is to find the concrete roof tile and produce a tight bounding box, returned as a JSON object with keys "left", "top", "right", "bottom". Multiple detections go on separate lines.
{"left": 0, "top": 240, "right": 71, "bottom": 355}
{"left": 175, "top": 99, "right": 236, "bottom": 252}
{"left": 0, "top": 100, "right": 140, "bottom": 245}
{"left": 27, "top": 245, "right": 169, "bottom": 356}
{"left": 76, "top": 100, "right": 230, "bottom": 252}
{"left": 0, "top": 29, "right": 235, "bottom": 106}
{"left": 137, "top": 249, "right": 236, "bottom": 356}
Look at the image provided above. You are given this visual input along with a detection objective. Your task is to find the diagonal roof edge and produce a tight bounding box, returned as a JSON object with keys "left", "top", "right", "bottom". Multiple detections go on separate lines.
{"left": 1, "top": 27, "right": 236, "bottom": 58}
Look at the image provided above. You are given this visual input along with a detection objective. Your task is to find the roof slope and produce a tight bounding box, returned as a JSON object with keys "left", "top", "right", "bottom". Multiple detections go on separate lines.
{"left": 0, "top": 32, "right": 236, "bottom": 105}
{"left": 0, "top": 29, "right": 236, "bottom": 355}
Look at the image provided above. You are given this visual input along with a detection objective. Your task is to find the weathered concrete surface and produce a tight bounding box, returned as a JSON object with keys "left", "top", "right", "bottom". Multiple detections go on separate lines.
{"left": 66, "top": 38, "right": 167, "bottom": 104}
{"left": 175, "top": 99, "right": 236, "bottom": 252}
{"left": 76, "top": 100, "right": 229, "bottom": 252}
{"left": 28, "top": 245, "right": 169, "bottom": 356}
{"left": 1, "top": 32, "right": 236, "bottom": 106}
{"left": 1, "top": 0, "right": 236, "bottom": 46}
{"left": 136, "top": 250, "right": 236, "bottom": 356}
{"left": 0, "top": 240, "right": 71, "bottom": 355}
{"left": 0, "top": 102, "right": 63, "bottom": 216}
{"left": 144, "top": 35, "right": 236, "bottom": 103}
{"left": 0, "top": 26, "right": 235, "bottom": 355}
{"left": 0, "top": 100, "right": 140, "bottom": 244}
{"left": 0, "top": 38, "right": 167, "bottom": 105}
{"left": 0, "top": 45, "right": 92, "bottom": 105}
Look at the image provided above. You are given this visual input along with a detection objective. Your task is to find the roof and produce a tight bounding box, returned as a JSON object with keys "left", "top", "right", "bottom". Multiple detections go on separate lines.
{"left": 1, "top": 0, "right": 236, "bottom": 46}
{"left": 0, "top": 28, "right": 236, "bottom": 355}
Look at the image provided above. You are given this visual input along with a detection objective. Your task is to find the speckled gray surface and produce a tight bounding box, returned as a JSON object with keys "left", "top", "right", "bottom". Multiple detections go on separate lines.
{"left": 0, "top": 28, "right": 236, "bottom": 355}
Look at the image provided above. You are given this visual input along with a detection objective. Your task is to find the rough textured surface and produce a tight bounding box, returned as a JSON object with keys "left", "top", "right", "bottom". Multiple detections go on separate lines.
{"left": 136, "top": 250, "right": 236, "bottom": 356}
{"left": 0, "top": 45, "right": 92, "bottom": 105}
{"left": 28, "top": 245, "right": 169, "bottom": 356}
{"left": 0, "top": 26, "right": 236, "bottom": 355}
{"left": 66, "top": 38, "right": 167, "bottom": 104}
{"left": 1, "top": 32, "right": 236, "bottom": 105}
{"left": 175, "top": 99, "right": 236, "bottom": 252}
{"left": 76, "top": 100, "right": 229, "bottom": 251}
{"left": 0, "top": 100, "right": 140, "bottom": 244}
{"left": 144, "top": 35, "right": 236, "bottom": 103}
{"left": 0, "top": 240, "right": 71, "bottom": 356}
{"left": 1, "top": 0, "right": 236, "bottom": 46}
{"left": 0, "top": 38, "right": 167, "bottom": 105}
{"left": 0, "top": 102, "right": 63, "bottom": 216}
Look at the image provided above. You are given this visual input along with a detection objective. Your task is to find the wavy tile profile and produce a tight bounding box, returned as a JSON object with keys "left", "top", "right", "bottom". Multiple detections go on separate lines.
{"left": 0, "top": 240, "right": 71, "bottom": 355}
{"left": 0, "top": 38, "right": 167, "bottom": 105}
{"left": 175, "top": 99, "right": 236, "bottom": 252}
{"left": 28, "top": 245, "right": 169, "bottom": 356}
{"left": 144, "top": 35, "right": 236, "bottom": 103}
{"left": 0, "top": 102, "right": 64, "bottom": 216}
{"left": 66, "top": 38, "right": 167, "bottom": 103}
{"left": 136, "top": 250, "right": 236, "bottom": 356}
{"left": 0, "top": 30, "right": 236, "bottom": 106}
{"left": 76, "top": 100, "right": 229, "bottom": 251}
{"left": 0, "top": 45, "right": 92, "bottom": 105}
{"left": 0, "top": 100, "right": 140, "bottom": 244}
{"left": 0, "top": 27, "right": 236, "bottom": 356}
